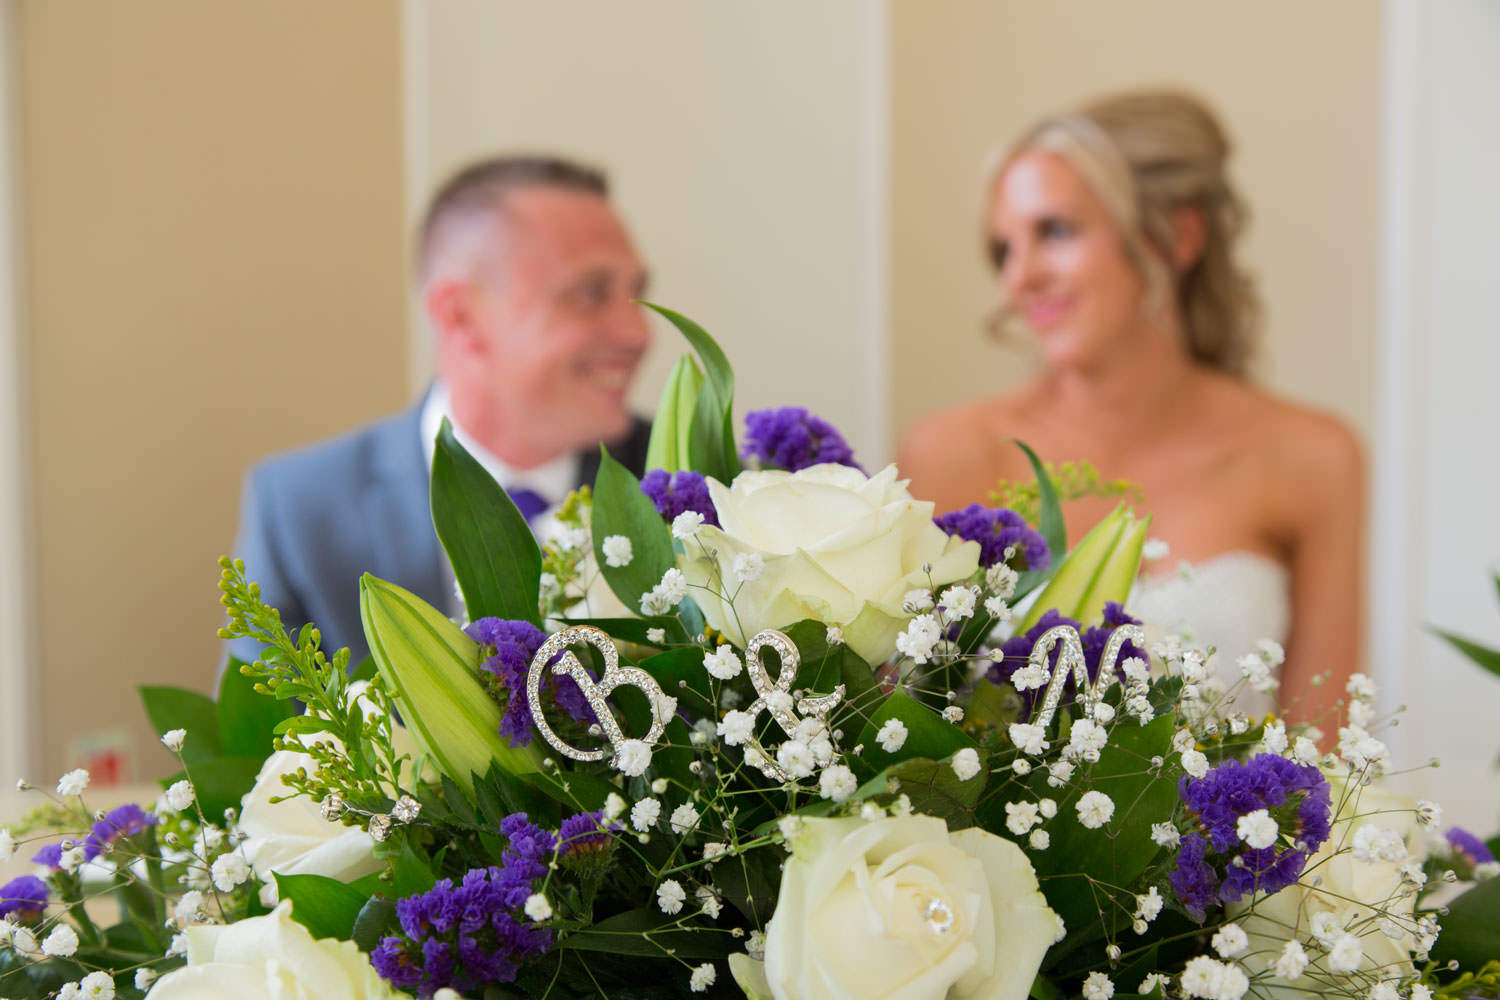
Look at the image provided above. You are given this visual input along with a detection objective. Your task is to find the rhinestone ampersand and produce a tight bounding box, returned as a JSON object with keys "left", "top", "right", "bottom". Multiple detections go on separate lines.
{"left": 526, "top": 625, "right": 670, "bottom": 768}
{"left": 741, "top": 628, "right": 845, "bottom": 781}
{"left": 1027, "top": 622, "right": 1147, "bottom": 731}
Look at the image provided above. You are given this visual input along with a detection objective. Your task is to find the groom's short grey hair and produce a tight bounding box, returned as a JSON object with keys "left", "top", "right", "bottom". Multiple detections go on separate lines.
{"left": 416, "top": 155, "right": 610, "bottom": 283}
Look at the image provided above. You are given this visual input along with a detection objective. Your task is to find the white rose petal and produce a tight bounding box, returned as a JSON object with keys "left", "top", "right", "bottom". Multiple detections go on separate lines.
{"left": 762, "top": 815, "right": 1056, "bottom": 1000}
{"left": 678, "top": 464, "right": 980, "bottom": 666}
{"left": 141, "top": 900, "right": 394, "bottom": 998}
{"left": 0, "top": 829, "right": 13, "bottom": 863}
{"left": 237, "top": 748, "right": 382, "bottom": 890}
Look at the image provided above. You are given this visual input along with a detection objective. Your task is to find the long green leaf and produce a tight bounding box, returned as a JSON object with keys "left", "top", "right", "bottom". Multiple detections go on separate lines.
{"left": 274, "top": 873, "right": 371, "bottom": 941}
{"left": 853, "top": 691, "right": 976, "bottom": 780}
{"left": 168, "top": 754, "right": 265, "bottom": 824}
{"left": 216, "top": 657, "right": 295, "bottom": 760}
{"left": 431, "top": 418, "right": 542, "bottom": 626}
{"left": 1431, "top": 626, "right": 1500, "bottom": 679}
{"left": 1013, "top": 440, "right": 1065, "bottom": 600}
{"left": 591, "top": 446, "right": 676, "bottom": 614}
{"left": 641, "top": 303, "right": 739, "bottom": 483}
{"left": 560, "top": 907, "right": 731, "bottom": 960}
{"left": 139, "top": 686, "right": 222, "bottom": 765}
{"left": 1431, "top": 875, "right": 1500, "bottom": 971}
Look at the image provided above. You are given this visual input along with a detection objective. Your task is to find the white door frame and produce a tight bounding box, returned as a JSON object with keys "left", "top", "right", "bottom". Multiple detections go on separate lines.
{"left": 0, "top": 0, "right": 36, "bottom": 786}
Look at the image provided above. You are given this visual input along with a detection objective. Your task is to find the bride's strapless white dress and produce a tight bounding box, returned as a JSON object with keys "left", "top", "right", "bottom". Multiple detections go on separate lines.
{"left": 1129, "top": 551, "right": 1291, "bottom": 718}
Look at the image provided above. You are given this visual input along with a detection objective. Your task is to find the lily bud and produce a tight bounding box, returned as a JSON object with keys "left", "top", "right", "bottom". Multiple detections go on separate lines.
{"left": 644, "top": 354, "right": 704, "bottom": 473}
{"left": 1015, "top": 504, "right": 1128, "bottom": 632}
{"left": 359, "top": 574, "right": 540, "bottom": 792}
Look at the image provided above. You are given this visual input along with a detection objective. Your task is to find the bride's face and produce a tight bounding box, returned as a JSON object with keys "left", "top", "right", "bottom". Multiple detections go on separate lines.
{"left": 987, "top": 151, "right": 1148, "bottom": 371}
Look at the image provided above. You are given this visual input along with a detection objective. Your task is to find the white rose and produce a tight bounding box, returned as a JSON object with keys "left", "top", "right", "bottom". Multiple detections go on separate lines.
{"left": 753, "top": 814, "right": 1055, "bottom": 1000}
{"left": 144, "top": 900, "right": 403, "bottom": 999}
{"left": 1234, "top": 777, "right": 1427, "bottom": 992}
{"left": 237, "top": 748, "right": 383, "bottom": 888}
{"left": 681, "top": 464, "right": 979, "bottom": 665}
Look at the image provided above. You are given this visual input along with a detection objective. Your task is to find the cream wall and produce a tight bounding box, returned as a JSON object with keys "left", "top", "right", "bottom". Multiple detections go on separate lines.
{"left": 410, "top": 0, "right": 890, "bottom": 463}
{"left": 890, "top": 0, "right": 1381, "bottom": 442}
{"left": 12, "top": 0, "right": 408, "bottom": 782}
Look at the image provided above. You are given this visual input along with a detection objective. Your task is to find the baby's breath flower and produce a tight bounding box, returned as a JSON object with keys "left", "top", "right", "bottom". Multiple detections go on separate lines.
{"left": 210, "top": 853, "right": 251, "bottom": 892}
{"left": 901, "top": 589, "right": 933, "bottom": 614}
{"left": 777, "top": 741, "right": 815, "bottom": 780}
{"left": 630, "top": 798, "right": 660, "bottom": 832}
{"left": 1082, "top": 971, "right": 1114, "bottom": 1000}
{"left": 657, "top": 879, "right": 686, "bottom": 915}
{"left": 1273, "top": 940, "right": 1307, "bottom": 980}
{"left": 825, "top": 625, "right": 844, "bottom": 646}
{"left": 939, "top": 585, "right": 977, "bottom": 620}
{"left": 731, "top": 552, "right": 764, "bottom": 584}
{"left": 615, "top": 740, "right": 652, "bottom": 777}
{"left": 689, "top": 962, "right": 716, "bottom": 992}
{"left": 160, "top": 729, "right": 187, "bottom": 753}
{"left": 1327, "top": 932, "right": 1363, "bottom": 973}
{"left": 876, "top": 719, "right": 908, "bottom": 753}
{"left": 1180, "top": 749, "right": 1209, "bottom": 779}
{"left": 1047, "top": 760, "right": 1075, "bottom": 788}
{"left": 165, "top": 780, "right": 195, "bottom": 812}
{"left": 942, "top": 705, "right": 965, "bottom": 724}
{"left": 672, "top": 511, "right": 705, "bottom": 540}
{"left": 819, "top": 765, "right": 858, "bottom": 803}
{"left": 646, "top": 627, "right": 667, "bottom": 645}
{"left": 950, "top": 748, "right": 981, "bottom": 781}
{"left": 1235, "top": 810, "right": 1278, "bottom": 850}
{"left": 603, "top": 793, "right": 626, "bottom": 822}
{"left": 524, "top": 893, "right": 552, "bottom": 921}
{"left": 1029, "top": 829, "right": 1050, "bottom": 850}
{"left": 1210, "top": 923, "right": 1247, "bottom": 958}
{"left": 1004, "top": 801, "right": 1040, "bottom": 836}
{"left": 56, "top": 769, "right": 89, "bottom": 797}
{"left": 601, "top": 535, "right": 633, "bottom": 568}
{"left": 134, "top": 969, "right": 159, "bottom": 991}
{"left": 717, "top": 710, "right": 754, "bottom": 747}
{"left": 41, "top": 924, "right": 78, "bottom": 957}
{"left": 0, "top": 829, "right": 13, "bottom": 863}
{"left": 703, "top": 645, "right": 742, "bottom": 681}
{"left": 1076, "top": 790, "right": 1114, "bottom": 829}
{"left": 669, "top": 803, "right": 700, "bottom": 835}
{"left": 895, "top": 614, "right": 941, "bottom": 664}
{"left": 1009, "top": 722, "right": 1047, "bottom": 755}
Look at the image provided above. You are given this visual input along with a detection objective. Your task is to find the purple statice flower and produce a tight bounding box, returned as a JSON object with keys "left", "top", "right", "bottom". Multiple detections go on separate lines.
{"left": 933, "top": 504, "right": 1050, "bottom": 571}
{"left": 557, "top": 810, "right": 620, "bottom": 858}
{"left": 1169, "top": 753, "right": 1332, "bottom": 920}
{"left": 741, "top": 407, "right": 862, "bottom": 473}
{"left": 0, "top": 875, "right": 48, "bottom": 922}
{"left": 465, "top": 618, "right": 592, "bottom": 748}
{"left": 82, "top": 803, "right": 155, "bottom": 859}
{"left": 988, "top": 603, "right": 1146, "bottom": 712}
{"left": 639, "top": 469, "right": 719, "bottom": 527}
{"left": 30, "top": 843, "right": 63, "bottom": 870}
{"left": 371, "top": 813, "right": 555, "bottom": 997}
{"left": 1447, "top": 827, "right": 1496, "bottom": 867}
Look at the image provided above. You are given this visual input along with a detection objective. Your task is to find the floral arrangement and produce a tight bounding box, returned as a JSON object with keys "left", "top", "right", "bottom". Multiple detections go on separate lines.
{"left": 0, "top": 305, "right": 1495, "bottom": 1000}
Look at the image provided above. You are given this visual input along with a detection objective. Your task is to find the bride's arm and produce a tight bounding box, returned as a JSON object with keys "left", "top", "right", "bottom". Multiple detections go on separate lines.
{"left": 1278, "top": 418, "right": 1366, "bottom": 737}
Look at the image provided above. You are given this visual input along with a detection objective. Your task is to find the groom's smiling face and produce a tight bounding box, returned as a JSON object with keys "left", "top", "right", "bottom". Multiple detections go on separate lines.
{"left": 431, "top": 185, "right": 652, "bottom": 464}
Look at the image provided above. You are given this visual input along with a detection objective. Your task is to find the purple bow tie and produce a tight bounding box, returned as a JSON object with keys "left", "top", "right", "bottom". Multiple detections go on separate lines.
{"left": 506, "top": 487, "right": 550, "bottom": 524}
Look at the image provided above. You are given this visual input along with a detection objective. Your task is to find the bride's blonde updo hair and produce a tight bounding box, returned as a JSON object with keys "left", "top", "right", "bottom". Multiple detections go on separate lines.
{"left": 987, "top": 89, "right": 1261, "bottom": 377}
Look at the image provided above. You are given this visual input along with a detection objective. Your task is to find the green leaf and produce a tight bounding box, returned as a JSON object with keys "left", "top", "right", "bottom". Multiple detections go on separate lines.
{"left": 431, "top": 418, "right": 542, "bottom": 626}
{"left": 1022, "top": 712, "right": 1177, "bottom": 955}
{"left": 217, "top": 657, "right": 296, "bottom": 759}
{"left": 272, "top": 715, "right": 337, "bottom": 738}
{"left": 1431, "top": 875, "right": 1500, "bottom": 971}
{"left": 172, "top": 754, "right": 265, "bottom": 823}
{"left": 884, "top": 756, "right": 987, "bottom": 829}
{"left": 854, "top": 691, "right": 976, "bottom": 778}
{"left": 393, "top": 838, "right": 436, "bottom": 898}
{"left": 348, "top": 655, "right": 377, "bottom": 683}
{"left": 138, "top": 686, "right": 222, "bottom": 765}
{"left": 591, "top": 447, "right": 676, "bottom": 614}
{"left": 1013, "top": 440, "right": 1065, "bottom": 600}
{"left": 274, "top": 873, "right": 372, "bottom": 941}
{"left": 351, "top": 895, "right": 399, "bottom": 952}
{"left": 560, "top": 907, "right": 731, "bottom": 960}
{"left": 1430, "top": 626, "right": 1500, "bottom": 679}
{"left": 641, "top": 303, "right": 739, "bottom": 483}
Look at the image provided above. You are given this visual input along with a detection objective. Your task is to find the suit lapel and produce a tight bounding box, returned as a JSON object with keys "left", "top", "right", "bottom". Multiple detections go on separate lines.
{"left": 363, "top": 400, "right": 446, "bottom": 609}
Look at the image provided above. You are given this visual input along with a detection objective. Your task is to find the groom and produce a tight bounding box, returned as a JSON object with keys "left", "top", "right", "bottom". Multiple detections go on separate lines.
{"left": 228, "top": 156, "right": 654, "bottom": 667}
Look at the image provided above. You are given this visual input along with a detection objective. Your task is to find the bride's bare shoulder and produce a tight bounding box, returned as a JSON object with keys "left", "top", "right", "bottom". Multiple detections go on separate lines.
{"left": 1207, "top": 375, "right": 1365, "bottom": 507}
{"left": 898, "top": 387, "right": 1040, "bottom": 508}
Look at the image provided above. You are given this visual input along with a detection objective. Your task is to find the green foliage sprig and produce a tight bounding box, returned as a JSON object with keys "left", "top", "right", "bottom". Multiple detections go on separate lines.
{"left": 216, "top": 557, "right": 406, "bottom": 812}
{"left": 990, "top": 460, "right": 1142, "bottom": 526}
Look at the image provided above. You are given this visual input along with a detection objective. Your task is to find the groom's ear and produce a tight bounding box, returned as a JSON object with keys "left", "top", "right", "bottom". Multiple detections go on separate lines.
{"left": 1167, "top": 205, "right": 1208, "bottom": 273}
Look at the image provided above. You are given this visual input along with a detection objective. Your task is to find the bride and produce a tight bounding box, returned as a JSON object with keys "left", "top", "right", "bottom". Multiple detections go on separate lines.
{"left": 899, "top": 89, "right": 1362, "bottom": 729}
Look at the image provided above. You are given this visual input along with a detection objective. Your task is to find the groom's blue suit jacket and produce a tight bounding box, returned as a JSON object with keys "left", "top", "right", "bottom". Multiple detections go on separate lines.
{"left": 227, "top": 400, "right": 651, "bottom": 668}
